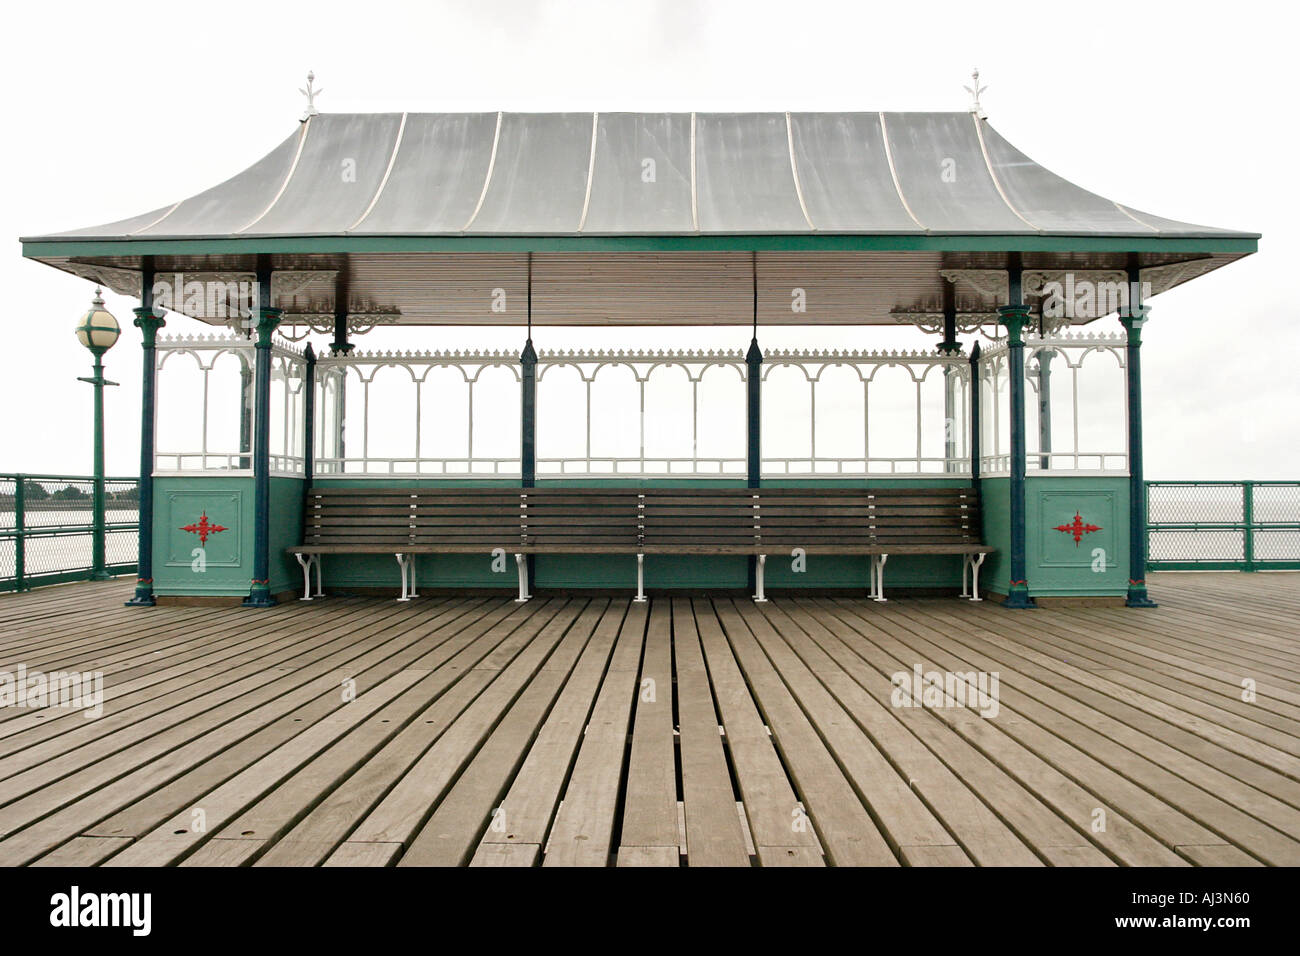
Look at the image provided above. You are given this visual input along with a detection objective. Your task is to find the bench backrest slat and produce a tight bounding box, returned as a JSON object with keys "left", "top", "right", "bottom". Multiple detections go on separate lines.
{"left": 301, "top": 485, "right": 984, "bottom": 552}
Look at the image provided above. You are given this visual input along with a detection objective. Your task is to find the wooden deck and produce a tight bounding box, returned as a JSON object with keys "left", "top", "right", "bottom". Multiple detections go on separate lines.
{"left": 1, "top": 573, "right": 1298, "bottom": 867}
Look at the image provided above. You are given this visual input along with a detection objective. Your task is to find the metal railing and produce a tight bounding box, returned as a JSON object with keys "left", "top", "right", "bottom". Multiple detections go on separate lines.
{"left": 3, "top": 473, "right": 1296, "bottom": 590}
{"left": 0, "top": 474, "right": 139, "bottom": 592}
{"left": 1146, "top": 481, "right": 1300, "bottom": 571}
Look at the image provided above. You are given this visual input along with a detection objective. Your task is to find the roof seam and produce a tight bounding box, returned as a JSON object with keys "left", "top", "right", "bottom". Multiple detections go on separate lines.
{"left": 462, "top": 111, "right": 503, "bottom": 232}
{"left": 972, "top": 113, "right": 1039, "bottom": 231}
{"left": 785, "top": 113, "right": 816, "bottom": 230}
{"left": 348, "top": 112, "right": 408, "bottom": 232}
{"left": 689, "top": 112, "right": 699, "bottom": 232}
{"left": 236, "top": 116, "right": 311, "bottom": 235}
{"left": 879, "top": 112, "right": 927, "bottom": 231}
{"left": 577, "top": 112, "right": 599, "bottom": 233}
{"left": 1113, "top": 202, "right": 1161, "bottom": 233}
{"left": 129, "top": 201, "right": 183, "bottom": 236}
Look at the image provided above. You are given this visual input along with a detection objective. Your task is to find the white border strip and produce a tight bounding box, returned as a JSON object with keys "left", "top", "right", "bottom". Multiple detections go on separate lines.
{"left": 1113, "top": 202, "right": 1160, "bottom": 233}
{"left": 972, "top": 113, "right": 1038, "bottom": 231}
{"left": 463, "top": 111, "right": 503, "bottom": 231}
{"left": 577, "top": 112, "right": 600, "bottom": 232}
{"left": 348, "top": 112, "right": 408, "bottom": 231}
{"left": 689, "top": 112, "right": 699, "bottom": 232}
{"left": 785, "top": 112, "right": 815, "bottom": 230}
{"left": 129, "top": 201, "right": 183, "bottom": 236}
{"left": 879, "top": 112, "right": 926, "bottom": 230}
{"left": 238, "top": 117, "right": 312, "bottom": 234}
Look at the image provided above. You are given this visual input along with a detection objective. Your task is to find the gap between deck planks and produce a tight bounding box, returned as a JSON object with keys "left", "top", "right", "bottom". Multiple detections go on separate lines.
{"left": 0, "top": 574, "right": 1296, "bottom": 866}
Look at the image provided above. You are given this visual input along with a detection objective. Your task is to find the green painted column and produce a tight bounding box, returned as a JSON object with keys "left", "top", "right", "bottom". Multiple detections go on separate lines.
{"left": 1120, "top": 289, "right": 1157, "bottom": 608}
{"left": 243, "top": 301, "right": 283, "bottom": 608}
{"left": 126, "top": 300, "right": 165, "bottom": 607}
{"left": 521, "top": 338, "right": 537, "bottom": 487}
{"left": 746, "top": 337, "right": 762, "bottom": 486}
{"left": 746, "top": 336, "right": 762, "bottom": 592}
{"left": 520, "top": 337, "right": 537, "bottom": 591}
{"left": 1000, "top": 301, "right": 1036, "bottom": 609}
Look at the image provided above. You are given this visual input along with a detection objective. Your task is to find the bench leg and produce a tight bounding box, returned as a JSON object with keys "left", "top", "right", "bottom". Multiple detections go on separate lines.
{"left": 395, "top": 553, "right": 411, "bottom": 602}
{"left": 514, "top": 553, "right": 530, "bottom": 602}
{"left": 753, "top": 554, "right": 768, "bottom": 603}
{"left": 314, "top": 554, "right": 324, "bottom": 598}
{"left": 634, "top": 554, "right": 647, "bottom": 603}
{"left": 409, "top": 556, "right": 420, "bottom": 598}
{"left": 872, "top": 554, "right": 889, "bottom": 603}
{"left": 968, "top": 554, "right": 985, "bottom": 602}
{"left": 961, "top": 555, "right": 970, "bottom": 598}
{"left": 294, "top": 553, "right": 314, "bottom": 601}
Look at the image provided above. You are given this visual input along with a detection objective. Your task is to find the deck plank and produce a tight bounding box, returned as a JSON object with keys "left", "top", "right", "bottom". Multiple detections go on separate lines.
{"left": 672, "top": 598, "right": 750, "bottom": 866}
{"left": 614, "top": 600, "right": 680, "bottom": 866}
{"left": 0, "top": 574, "right": 1296, "bottom": 867}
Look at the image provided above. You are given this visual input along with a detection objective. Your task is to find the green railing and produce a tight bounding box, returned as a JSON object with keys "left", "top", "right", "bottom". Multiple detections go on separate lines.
{"left": 0, "top": 474, "right": 139, "bottom": 592}
{"left": 3, "top": 474, "right": 1295, "bottom": 590}
{"left": 1146, "top": 480, "right": 1300, "bottom": 571}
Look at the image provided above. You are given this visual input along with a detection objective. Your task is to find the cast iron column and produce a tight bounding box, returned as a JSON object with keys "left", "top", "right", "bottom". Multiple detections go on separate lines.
{"left": 243, "top": 297, "right": 282, "bottom": 608}
{"left": 1000, "top": 301, "right": 1035, "bottom": 609}
{"left": 521, "top": 338, "right": 537, "bottom": 487}
{"left": 1120, "top": 285, "right": 1157, "bottom": 608}
{"left": 126, "top": 287, "right": 164, "bottom": 607}
{"left": 746, "top": 336, "right": 762, "bottom": 593}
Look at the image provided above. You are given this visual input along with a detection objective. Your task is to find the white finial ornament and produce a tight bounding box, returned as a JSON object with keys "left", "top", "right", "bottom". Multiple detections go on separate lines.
{"left": 300, "top": 71, "right": 322, "bottom": 121}
{"left": 965, "top": 68, "right": 988, "bottom": 119}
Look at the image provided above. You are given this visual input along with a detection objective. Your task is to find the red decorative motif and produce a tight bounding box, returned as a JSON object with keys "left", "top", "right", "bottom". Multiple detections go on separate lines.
{"left": 180, "top": 512, "right": 228, "bottom": 545}
{"left": 1054, "top": 513, "right": 1101, "bottom": 546}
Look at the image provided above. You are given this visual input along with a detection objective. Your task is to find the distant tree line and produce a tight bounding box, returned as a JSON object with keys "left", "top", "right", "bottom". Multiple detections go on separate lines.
{"left": 12, "top": 481, "right": 138, "bottom": 502}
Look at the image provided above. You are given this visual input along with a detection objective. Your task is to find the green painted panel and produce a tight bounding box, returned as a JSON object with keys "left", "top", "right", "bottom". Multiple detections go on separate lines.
{"left": 1028, "top": 477, "right": 1129, "bottom": 596}
{"left": 978, "top": 476, "right": 1011, "bottom": 592}
{"left": 981, "top": 474, "right": 1130, "bottom": 597}
{"left": 153, "top": 476, "right": 254, "bottom": 596}
{"left": 268, "top": 477, "right": 306, "bottom": 595}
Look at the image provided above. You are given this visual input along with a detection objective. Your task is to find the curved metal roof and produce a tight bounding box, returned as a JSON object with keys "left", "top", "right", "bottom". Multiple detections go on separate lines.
{"left": 29, "top": 112, "right": 1255, "bottom": 241}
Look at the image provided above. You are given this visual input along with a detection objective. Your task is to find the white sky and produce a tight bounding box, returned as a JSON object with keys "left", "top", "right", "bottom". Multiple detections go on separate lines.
{"left": 2, "top": 0, "right": 1294, "bottom": 478}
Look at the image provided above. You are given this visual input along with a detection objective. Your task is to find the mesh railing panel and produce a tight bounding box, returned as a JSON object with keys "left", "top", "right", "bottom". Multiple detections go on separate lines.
{"left": 1, "top": 474, "right": 139, "bottom": 589}
{"left": 1147, "top": 483, "right": 1243, "bottom": 524}
{"left": 1147, "top": 481, "right": 1300, "bottom": 568}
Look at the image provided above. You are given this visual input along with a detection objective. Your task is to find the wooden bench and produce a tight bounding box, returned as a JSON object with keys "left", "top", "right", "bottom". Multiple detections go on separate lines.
{"left": 640, "top": 487, "right": 991, "bottom": 602}
{"left": 288, "top": 485, "right": 992, "bottom": 603}
{"left": 289, "top": 486, "right": 639, "bottom": 602}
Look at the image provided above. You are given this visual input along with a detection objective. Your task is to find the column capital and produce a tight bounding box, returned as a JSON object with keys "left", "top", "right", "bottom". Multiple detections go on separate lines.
{"left": 132, "top": 308, "right": 166, "bottom": 346}
{"left": 997, "top": 304, "right": 1031, "bottom": 344}
{"left": 521, "top": 337, "right": 537, "bottom": 365}
{"left": 1118, "top": 304, "right": 1151, "bottom": 344}
{"left": 746, "top": 337, "right": 763, "bottom": 365}
{"left": 252, "top": 307, "right": 283, "bottom": 348}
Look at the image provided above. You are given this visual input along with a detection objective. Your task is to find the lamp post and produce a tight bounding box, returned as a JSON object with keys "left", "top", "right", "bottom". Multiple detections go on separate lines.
{"left": 75, "top": 288, "right": 120, "bottom": 581}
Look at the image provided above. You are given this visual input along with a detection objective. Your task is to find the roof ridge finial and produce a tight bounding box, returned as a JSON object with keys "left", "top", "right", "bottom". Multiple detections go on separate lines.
{"left": 965, "top": 68, "right": 988, "bottom": 120}
{"left": 300, "top": 71, "right": 322, "bottom": 122}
